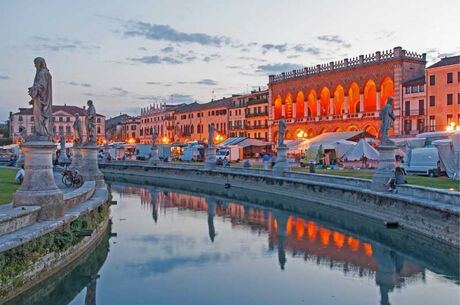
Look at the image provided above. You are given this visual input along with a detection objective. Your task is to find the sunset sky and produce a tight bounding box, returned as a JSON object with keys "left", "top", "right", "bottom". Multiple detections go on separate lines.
{"left": 0, "top": 0, "right": 459, "bottom": 120}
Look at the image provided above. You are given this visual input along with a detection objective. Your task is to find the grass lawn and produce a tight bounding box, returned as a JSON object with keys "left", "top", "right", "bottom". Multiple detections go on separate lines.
{"left": 0, "top": 167, "right": 20, "bottom": 205}
{"left": 292, "top": 168, "right": 460, "bottom": 191}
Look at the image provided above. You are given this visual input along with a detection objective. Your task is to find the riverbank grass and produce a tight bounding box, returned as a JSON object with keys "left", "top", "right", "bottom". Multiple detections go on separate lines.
{"left": 0, "top": 167, "right": 19, "bottom": 205}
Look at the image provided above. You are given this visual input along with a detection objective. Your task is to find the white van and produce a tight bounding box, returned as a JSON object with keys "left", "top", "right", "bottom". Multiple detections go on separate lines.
{"left": 402, "top": 147, "right": 441, "bottom": 176}
{"left": 216, "top": 145, "right": 241, "bottom": 162}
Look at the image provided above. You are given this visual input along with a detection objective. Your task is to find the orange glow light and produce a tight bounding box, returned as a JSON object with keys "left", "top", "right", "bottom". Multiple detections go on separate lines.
{"left": 306, "top": 221, "right": 318, "bottom": 241}
{"left": 295, "top": 218, "right": 305, "bottom": 240}
{"left": 286, "top": 216, "right": 293, "bottom": 236}
{"left": 363, "top": 243, "right": 373, "bottom": 257}
{"left": 319, "top": 228, "right": 331, "bottom": 246}
{"left": 333, "top": 232, "right": 345, "bottom": 248}
{"left": 347, "top": 237, "right": 360, "bottom": 252}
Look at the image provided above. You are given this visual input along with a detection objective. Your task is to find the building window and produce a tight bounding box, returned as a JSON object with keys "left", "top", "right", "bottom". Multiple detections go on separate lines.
{"left": 405, "top": 87, "right": 410, "bottom": 94}
{"left": 417, "top": 119, "right": 424, "bottom": 132}
{"left": 418, "top": 100, "right": 424, "bottom": 115}
{"left": 419, "top": 85, "right": 424, "bottom": 92}
{"left": 59, "top": 117, "right": 63, "bottom": 122}
{"left": 447, "top": 94, "right": 453, "bottom": 105}
{"left": 447, "top": 114, "right": 453, "bottom": 125}
{"left": 59, "top": 126, "right": 64, "bottom": 133}
{"left": 429, "top": 75, "right": 435, "bottom": 86}
{"left": 458, "top": 71, "right": 460, "bottom": 82}
{"left": 30, "top": 117, "right": 34, "bottom": 122}
{"left": 458, "top": 93, "right": 460, "bottom": 104}
{"left": 447, "top": 72, "right": 453, "bottom": 83}
{"left": 18, "top": 116, "right": 23, "bottom": 122}
{"left": 66, "top": 126, "right": 71, "bottom": 134}
{"left": 429, "top": 116, "right": 435, "bottom": 131}
{"left": 429, "top": 96, "right": 435, "bottom": 107}
{"left": 412, "top": 86, "right": 419, "bottom": 93}
{"left": 66, "top": 117, "right": 70, "bottom": 122}
{"left": 404, "top": 101, "right": 410, "bottom": 116}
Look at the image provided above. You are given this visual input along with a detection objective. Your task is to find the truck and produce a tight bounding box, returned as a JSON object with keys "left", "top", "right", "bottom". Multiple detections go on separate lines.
{"left": 402, "top": 146, "right": 441, "bottom": 176}
{"left": 135, "top": 144, "right": 172, "bottom": 161}
{"left": 216, "top": 145, "right": 241, "bottom": 162}
{"left": 179, "top": 142, "right": 204, "bottom": 161}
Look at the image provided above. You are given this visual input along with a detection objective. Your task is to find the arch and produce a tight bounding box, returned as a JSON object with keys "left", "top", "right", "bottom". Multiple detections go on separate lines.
{"left": 333, "top": 85, "right": 345, "bottom": 115}
{"left": 274, "top": 95, "right": 282, "bottom": 120}
{"left": 295, "top": 91, "right": 305, "bottom": 118}
{"left": 307, "top": 89, "right": 317, "bottom": 117}
{"left": 307, "top": 128, "right": 314, "bottom": 138}
{"left": 284, "top": 93, "right": 293, "bottom": 119}
{"left": 285, "top": 129, "right": 293, "bottom": 140}
{"left": 319, "top": 127, "right": 328, "bottom": 134}
{"left": 346, "top": 125, "right": 359, "bottom": 132}
{"left": 272, "top": 131, "right": 278, "bottom": 143}
{"left": 334, "top": 127, "right": 343, "bottom": 132}
{"left": 363, "top": 80, "right": 376, "bottom": 112}
{"left": 380, "top": 76, "right": 394, "bottom": 109}
{"left": 364, "top": 125, "right": 378, "bottom": 137}
{"left": 319, "top": 87, "right": 330, "bottom": 116}
{"left": 347, "top": 82, "right": 360, "bottom": 113}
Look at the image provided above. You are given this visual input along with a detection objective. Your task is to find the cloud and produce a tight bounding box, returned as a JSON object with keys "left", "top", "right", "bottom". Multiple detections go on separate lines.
{"left": 178, "top": 79, "right": 218, "bottom": 86}
{"left": 60, "top": 81, "right": 91, "bottom": 88}
{"left": 170, "top": 93, "right": 194, "bottom": 103}
{"left": 161, "top": 46, "right": 174, "bottom": 53}
{"left": 129, "top": 55, "right": 183, "bottom": 64}
{"left": 29, "top": 36, "right": 100, "bottom": 52}
{"left": 111, "top": 87, "right": 129, "bottom": 96}
{"left": 124, "top": 21, "right": 231, "bottom": 46}
{"left": 256, "top": 63, "right": 304, "bottom": 74}
{"left": 138, "top": 47, "right": 148, "bottom": 51}
{"left": 0, "top": 75, "right": 9, "bottom": 80}
{"left": 292, "top": 44, "right": 321, "bottom": 55}
{"left": 262, "top": 43, "right": 288, "bottom": 53}
{"left": 239, "top": 56, "right": 267, "bottom": 62}
{"left": 316, "top": 35, "right": 351, "bottom": 48}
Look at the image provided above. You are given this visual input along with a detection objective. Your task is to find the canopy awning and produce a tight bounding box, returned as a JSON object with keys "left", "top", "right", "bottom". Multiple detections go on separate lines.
{"left": 344, "top": 138, "right": 379, "bottom": 161}
{"left": 218, "top": 137, "right": 271, "bottom": 148}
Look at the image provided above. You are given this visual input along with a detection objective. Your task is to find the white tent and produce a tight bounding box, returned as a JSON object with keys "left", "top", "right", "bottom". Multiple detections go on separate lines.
{"left": 344, "top": 138, "right": 379, "bottom": 161}
{"left": 309, "top": 140, "right": 356, "bottom": 159}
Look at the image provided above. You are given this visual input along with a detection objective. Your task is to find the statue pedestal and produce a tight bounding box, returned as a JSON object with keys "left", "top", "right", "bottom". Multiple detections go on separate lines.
{"left": 58, "top": 148, "right": 70, "bottom": 165}
{"left": 371, "top": 144, "right": 396, "bottom": 192}
{"left": 150, "top": 147, "right": 160, "bottom": 165}
{"left": 16, "top": 151, "right": 24, "bottom": 168}
{"left": 273, "top": 146, "right": 289, "bottom": 176}
{"left": 80, "top": 144, "right": 104, "bottom": 186}
{"left": 204, "top": 147, "right": 217, "bottom": 170}
{"left": 70, "top": 145, "right": 82, "bottom": 170}
{"left": 13, "top": 141, "right": 64, "bottom": 220}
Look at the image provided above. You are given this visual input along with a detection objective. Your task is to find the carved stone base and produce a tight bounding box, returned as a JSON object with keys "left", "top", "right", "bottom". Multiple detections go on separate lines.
{"left": 69, "top": 145, "right": 82, "bottom": 170}
{"left": 371, "top": 144, "right": 396, "bottom": 192}
{"left": 273, "top": 146, "right": 289, "bottom": 176}
{"left": 13, "top": 141, "right": 64, "bottom": 220}
{"left": 80, "top": 144, "right": 104, "bottom": 186}
{"left": 204, "top": 147, "right": 217, "bottom": 170}
{"left": 150, "top": 148, "right": 160, "bottom": 165}
{"left": 58, "top": 149, "right": 70, "bottom": 164}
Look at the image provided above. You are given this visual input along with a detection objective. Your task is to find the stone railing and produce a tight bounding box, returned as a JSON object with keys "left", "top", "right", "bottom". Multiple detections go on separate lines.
{"left": 269, "top": 47, "right": 427, "bottom": 84}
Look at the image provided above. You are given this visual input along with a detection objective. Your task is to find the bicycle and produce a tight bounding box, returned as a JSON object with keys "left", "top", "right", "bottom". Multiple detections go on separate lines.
{"left": 62, "top": 168, "right": 83, "bottom": 188}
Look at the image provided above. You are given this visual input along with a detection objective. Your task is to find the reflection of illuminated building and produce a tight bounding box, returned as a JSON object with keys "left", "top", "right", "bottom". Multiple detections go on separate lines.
{"left": 114, "top": 184, "right": 427, "bottom": 305}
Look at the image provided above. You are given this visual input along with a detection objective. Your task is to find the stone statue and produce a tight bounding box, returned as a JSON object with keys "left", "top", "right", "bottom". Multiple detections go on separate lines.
{"left": 277, "top": 116, "right": 286, "bottom": 147}
{"left": 379, "top": 97, "right": 395, "bottom": 145}
{"left": 208, "top": 124, "right": 216, "bottom": 146}
{"left": 73, "top": 113, "right": 82, "bottom": 144}
{"left": 85, "top": 100, "right": 97, "bottom": 144}
{"left": 151, "top": 131, "right": 158, "bottom": 150}
{"left": 59, "top": 130, "right": 66, "bottom": 151}
{"left": 28, "top": 57, "right": 53, "bottom": 138}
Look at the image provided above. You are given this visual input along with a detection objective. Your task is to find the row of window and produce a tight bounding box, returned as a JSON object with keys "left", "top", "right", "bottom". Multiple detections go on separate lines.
{"left": 404, "top": 85, "right": 424, "bottom": 94}
{"left": 429, "top": 71, "right": 460, "bottom": 86}
{"left": 17, "top": 115, "right": 102, "bottom": 123}
{"left": 429, "top": 93, "right": 460, "bottom": 106}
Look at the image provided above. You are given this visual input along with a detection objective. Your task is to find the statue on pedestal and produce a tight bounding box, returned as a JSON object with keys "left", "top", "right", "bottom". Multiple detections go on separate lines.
{"left": 73, "top": 113, "right": 82, "bottom": 144}
{"left": 277, "top": 116, "right": 286, "bottom": 148}
{"left": 379, "top": 97, "right": 395, "bottom": 145}
{"left": 85, "top": 100, "right": 96, "bottom": 144}
{"left": 208, "top": 124, "right": 216, "bottom": 147}
{"left": 59, "top": 130, "right": 66, "bottom": 151}
{"left": 151, "top": 131, "right": 158, "bottom": 150}
{"left": 28, "top": 57, "right": 53, "bottom": 139}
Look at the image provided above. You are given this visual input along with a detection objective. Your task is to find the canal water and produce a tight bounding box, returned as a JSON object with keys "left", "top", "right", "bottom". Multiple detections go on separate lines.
{"left": 8, "top": 183, "right": 459, "bottom": 305}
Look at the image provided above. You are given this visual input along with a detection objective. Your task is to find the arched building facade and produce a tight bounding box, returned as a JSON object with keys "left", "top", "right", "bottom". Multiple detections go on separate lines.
{"left": 268, "top": 47, "right": 426, "bottom": 142}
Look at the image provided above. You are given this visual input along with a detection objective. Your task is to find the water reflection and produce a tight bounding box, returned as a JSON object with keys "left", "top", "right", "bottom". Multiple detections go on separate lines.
{"left": 6, "top": 224, "right": 110, "bottom": 305}
{"left": 114, "top": 183, "right": 457, "bottom": 305}
{"left": 9, "top": 183, "right": 458, "bottom": 305}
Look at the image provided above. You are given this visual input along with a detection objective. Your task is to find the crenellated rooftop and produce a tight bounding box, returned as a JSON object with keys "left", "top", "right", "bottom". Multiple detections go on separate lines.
{"left": 269, "top": 46, "right": 426, "bottom": 84}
